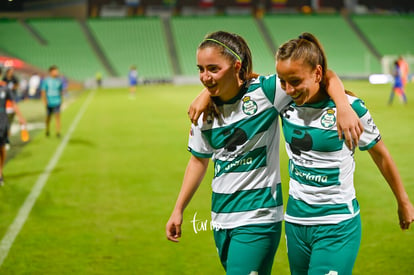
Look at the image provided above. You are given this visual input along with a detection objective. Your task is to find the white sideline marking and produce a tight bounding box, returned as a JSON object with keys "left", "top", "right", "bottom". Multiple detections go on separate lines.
{"left": 0, "top": 90, "right": 96, "bottom": 267}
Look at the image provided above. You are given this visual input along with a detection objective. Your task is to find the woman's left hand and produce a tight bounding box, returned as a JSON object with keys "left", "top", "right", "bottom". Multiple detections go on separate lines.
{"left": 188, "top": 90, "right": 211, "bottom": 126}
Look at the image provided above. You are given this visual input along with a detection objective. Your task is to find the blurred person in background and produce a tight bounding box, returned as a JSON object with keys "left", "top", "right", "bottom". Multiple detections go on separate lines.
{"left": 28, "top": 73, "right": 41, "bottom": 99}
{"left": 0, "top": 67, "right": 26, "bottom": 186}
{"left": 19, "top": 77, "right": 28, "bottom": 100}
{"left": 61, "top": 74, "right": 68, "bottom": 94}
{"left": 2, "top": 67, "right": 19, "bottom": 100}
{"left": 41, "top": 65, "right": 64, "bottom": 138}
{"left": 398, "top": 56, "right": 409, "bottom": 87}
{"left": 128, "top": 65, "right": 138, "bottom": 98}
{"left": 388, "top": 60, "right": 407, "bottom": 105}
{"left": 2, "top": 67, "right": 20, "bottom": 150}
{"left": 95, "top": 71, "right": 102, "bottom": 89}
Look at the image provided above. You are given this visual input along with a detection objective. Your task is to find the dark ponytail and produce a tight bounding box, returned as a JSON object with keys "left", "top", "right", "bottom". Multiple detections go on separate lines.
{"left": 199, "top": 31, "right": 257, "bottom": 82}
{"left": 276, "top": 32, "right": 328, "bottom": 88}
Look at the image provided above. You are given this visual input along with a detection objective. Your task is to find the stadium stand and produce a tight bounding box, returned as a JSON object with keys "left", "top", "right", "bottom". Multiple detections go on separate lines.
{"left": 171, "top": 16, "right": 276, "bottom": 77}
{"left": 0, "top": 18, "right": 105, "bottom": 81}
{"left": 0, "top": 19, "right": 45, "bottom": 67}
{"left": 264, "top": 14, "right": 382, "bottom": 76}
{"left": 352, "top": 15, "right": 414, "bottom": 56}
{"left": 87, "top": 17, "right": 173, "bottom": 80}
{"left": 27, "top": 18, "right": 105, "bottom": 80}
{"left": 2, "top": 14, "right": 411, "bottom": 82}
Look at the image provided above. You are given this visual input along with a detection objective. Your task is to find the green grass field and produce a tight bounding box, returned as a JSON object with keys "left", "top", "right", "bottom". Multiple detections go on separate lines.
{"left": 0, "top": 81, "right": 413, "bottom": 274}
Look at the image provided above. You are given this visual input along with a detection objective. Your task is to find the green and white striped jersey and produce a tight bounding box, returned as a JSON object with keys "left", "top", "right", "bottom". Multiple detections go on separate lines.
{"left": 188, "top": 75, "right": 291, "bottom": 229}
{"left": 281, "top": 94, "right": 381, "bottom": 225}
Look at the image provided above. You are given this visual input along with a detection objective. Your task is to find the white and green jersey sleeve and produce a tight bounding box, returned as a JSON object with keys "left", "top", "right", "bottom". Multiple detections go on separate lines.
{"left": 281, "top": 94, "right": 381, "bottom": 225}
{"left": 188, "top": 75, "right": 291, "bottom": 229}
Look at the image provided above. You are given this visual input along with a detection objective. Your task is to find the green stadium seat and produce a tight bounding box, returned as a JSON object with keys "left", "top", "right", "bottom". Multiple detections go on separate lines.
{"left": 3, "top": 15, "right": 410, "bottom": 81}
{"left": 88, "top": 17, "right": 173, "bottom": 80}
{"left": 264, "top": 14, "right": 382, "bottom": 76}
{"left": 0, "top": 20, "right": 44, "bottom": 70}
{"left": 171, "top": 16, "right": 276, "bottom": 77}
{"left": 352, "top": 15, "right": 414, "bottom": 56}
{"left": 0, "top": 18, "right": 106, "bottom": 81}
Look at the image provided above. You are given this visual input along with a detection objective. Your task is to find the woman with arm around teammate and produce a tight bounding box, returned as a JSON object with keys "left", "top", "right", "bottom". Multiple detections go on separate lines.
{"left": 166, "top": 31, "right": 363, "bottom": 275}
{"left": 276, "top": 32, "right": 414, "bottom": 275}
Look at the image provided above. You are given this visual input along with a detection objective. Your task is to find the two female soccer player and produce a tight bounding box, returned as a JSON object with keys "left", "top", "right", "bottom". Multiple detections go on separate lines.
{"left": 166, "top": 31, "right": 364, "bottom": 274}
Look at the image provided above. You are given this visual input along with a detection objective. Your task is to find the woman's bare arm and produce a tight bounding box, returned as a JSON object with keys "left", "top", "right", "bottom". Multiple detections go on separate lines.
{"left": 166, "top": 155, "right": 210, "bottom": 242}
{"left": 325, "top": 70, "right": 363, "bottom": 150}
{"left": 368, "top": 140, "right": 414, "bottom": 230}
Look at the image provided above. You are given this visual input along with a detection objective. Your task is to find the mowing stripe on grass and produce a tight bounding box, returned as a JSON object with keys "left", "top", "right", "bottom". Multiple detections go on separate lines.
{"left": 0, "top": 90, "right": 96, "bottom": 267}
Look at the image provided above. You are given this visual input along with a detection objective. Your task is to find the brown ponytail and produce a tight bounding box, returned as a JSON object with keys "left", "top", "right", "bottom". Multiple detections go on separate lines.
{"left": 276, "top": 32, "right": 328, "bottom": 88}
{"left": 199, "top": 31, "right": 257, "bottom": 82}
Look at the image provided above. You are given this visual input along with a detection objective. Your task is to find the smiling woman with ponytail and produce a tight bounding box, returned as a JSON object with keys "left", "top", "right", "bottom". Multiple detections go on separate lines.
{"left": 276, "top": 32, "right": 414, "bottom": 275}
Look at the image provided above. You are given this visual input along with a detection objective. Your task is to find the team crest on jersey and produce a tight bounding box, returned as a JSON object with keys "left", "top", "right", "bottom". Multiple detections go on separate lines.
{"left": 242, "top": 96, "right": 257, "bottom": 115}
{"left": 320, "top": 109, "right": 336, "bottom": 128}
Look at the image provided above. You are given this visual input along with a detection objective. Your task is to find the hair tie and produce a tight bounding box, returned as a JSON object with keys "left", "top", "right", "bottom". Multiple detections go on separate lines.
{"left": 298, "top": 35, "right": 304, "bottom": 39}
{"left": 204, "top": 38, "right": 242, "bottom": 62}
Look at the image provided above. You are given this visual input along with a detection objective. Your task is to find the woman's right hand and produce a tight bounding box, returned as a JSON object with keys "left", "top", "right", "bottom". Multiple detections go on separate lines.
{"left": 166, "top": 210, "right": 183, "bottom": 242}
{"left": 188, "top": 89, "right": 213, "bottom": 125}
{"left": 398, "top": 201, "right": 414, "bottom": 230}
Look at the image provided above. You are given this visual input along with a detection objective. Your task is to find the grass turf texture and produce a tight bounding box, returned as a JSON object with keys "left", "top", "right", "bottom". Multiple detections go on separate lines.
{"left": 0, "top": 81, "right": 413, "bottom": 274}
